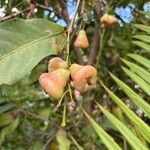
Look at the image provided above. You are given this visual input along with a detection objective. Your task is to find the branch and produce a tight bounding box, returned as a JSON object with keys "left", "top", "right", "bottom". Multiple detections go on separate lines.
{"left": 67, "top": 0, "right": 80, "bottom": 33}
{"left": 60, "top": 0, "right": 70, "bottom": 24}
{"left": 27, "top": 0, "right": 36, "bottom": 19}
{"left": 0, "top": 2, "right": 70, "bottom": 23}
{"left": 0, "top": 8, "right": 30, "bottom": 22}
{"left": 74, "top": 48, "right": 85, "bottom": 65}
{"left": 66, "top": 0, "right": 81, "bottom": 63}
{"left": 36, "top": 2, "right": 70, "bottom": 24}
{"left": 87, "top": 26, "right": 100, "bottom": 65}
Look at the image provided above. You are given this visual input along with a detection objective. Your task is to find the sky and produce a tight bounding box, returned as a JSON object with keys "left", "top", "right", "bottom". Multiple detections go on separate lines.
{"left": 56, "top": 1, "right": 150, "bottom": 27}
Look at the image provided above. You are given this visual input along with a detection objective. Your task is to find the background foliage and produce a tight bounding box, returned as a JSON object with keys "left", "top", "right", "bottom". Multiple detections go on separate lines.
{"left": 0, "top": 0, "right": 150, "bottom": 149}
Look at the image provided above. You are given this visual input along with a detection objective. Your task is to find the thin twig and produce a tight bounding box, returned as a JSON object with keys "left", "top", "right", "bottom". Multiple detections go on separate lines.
{"left": 41, "top": 134, "right": 56, "bottom": 150}
{"left": 74, "top": 48, "right": 84, "bottom": 65}
{"left": 0, "top": 2, "right": 69, "bottom": 23}
{"left": 27, "top": 0, "right": 36, "bottom": 19}
{"left": 67, "top": 0, "right": 81, "bottom": 33}
{"left": 60, "top": 0, "right": 70, "bottom": 23}
{"left": 87, "top": 25, "right": 100, "bottom": 65}
{"left": 44, "top": 0, "right": 48, "bottom": 7}
{"left": 66, "top": 0, "right": 81, "bottom": 63}
{"left": 68, "top": 133, "right": 83, "bottom": 150}
{"left": 81, "top": 0, "right": 85, "bottom": 14}
{"left": 0, "top": 8, "right": 30, "bottom": 22}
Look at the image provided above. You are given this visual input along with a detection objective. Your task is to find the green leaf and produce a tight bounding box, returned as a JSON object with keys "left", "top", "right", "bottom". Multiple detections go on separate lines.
{"left": 37, "top": 107, "right": 51, "bottom": 120}
{"left": 0, "top": 113, "right": 14, "bottom": 127}
{"left": 0, "top": 19, "right": 65, "bottom": 85}
{"left": 0, "top": 103, "right": 16, "bottom": 114}
{"left": 81, "top": 108, "right": 121, "bottom": 150}
{"left": 133, "top": 24, "right": 150, "bottom": 33}
{"left": 133, "top": 35, "right": 150, "bottom": 44}
{"left": 4, "top": 117, "right": 19, "bottom": 136}
{"left": 132, "top": 41, "right": 150, "bottom": 52}
{"left": 56, "top": 129, "right": 70, "bottom": 150}
{"left": 29, "top": 141, "right": 43, "bottom": 150}
{"left": 100, "top": 82, "right": 150, "bottom": 142}
{"left": 96, "top": 103, "right": 149, "bottom": 150}
{"left": 122, "top": 67, "right": 150, "bottom": 95}
{"left": 122, "top": 59, "right": 150, "bottom": 84}
{"left": 127, "top": 54, "right": 150, "bottom": 69}
{"left": 0, "top": 130, "right": 5, "bottom": 146}
{"left": 110, "top": 73, "right": 150, "bottom": 118}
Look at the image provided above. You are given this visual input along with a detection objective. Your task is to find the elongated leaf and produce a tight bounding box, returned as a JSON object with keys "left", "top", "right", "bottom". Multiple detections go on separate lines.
{"left": 122, "top": 59, "right": 150, "bottom": 84}
{"left": 4, "top": 117, "right": 19, "bottom": 136}
{"left": 0, "top": 103, "right": 16, "bottom": 114}
{"left": 132, "top": 41, "right": 150, "bottom": 52}
{"left": 100, "top": 81, "right": 150, "bottom": 142}
{"left": 133, "top": 24, "right": 150, "bottom": 33}
{"left": 122, "top": 67, "right": 150, "bottom": 95}
{"left": 0, "top": 113, "right": 14, "bottom": 127}
{"left": 127, "top": 54, "right": 150, "bottom": 69}
{"left": 133, "top": 35, "right": 150, "bottom": 44}
{"left": 29, "top": 141, "right": 43, "bottom": 150}
{"left": 110, "top": 73, "right": 150, "bottom": 118}
{"left": 56, "top": 129, "right": 70, "bottom": 150}
{"left": 96, "top": 103, "right": 148, "bottom": 150}
{"left": 81, "top": 108, "right": 121, "bottom": 150}
{"left": 0, "top": 19, "right": 65, "bottom": 85}
{"left": 0, "top": 130, "right": 5, "bottom": 146}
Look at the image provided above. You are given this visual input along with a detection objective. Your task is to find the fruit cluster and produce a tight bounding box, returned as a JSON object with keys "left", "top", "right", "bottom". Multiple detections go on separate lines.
{"left": 39, "top": 57, "right": 97, "bottom": 100}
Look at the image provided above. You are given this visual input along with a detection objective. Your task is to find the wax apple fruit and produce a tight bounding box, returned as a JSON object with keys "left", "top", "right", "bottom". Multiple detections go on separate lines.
{"left": 69, "top": 63, "right": 83, "bottom": 79}
{"left": 51, "top": 68, "right": 70, "bottom": 87}
{"left": 100, "top": 13, "right": 117, "bottom": 28}
{"left": 39, "top": 57, "right": 70, "bottom": 100}
{"left": 74, "top": 30, "right": 89, "bottom": 49}
{"left": 70, "top": 64, "right": 97, "bottom": 93}
{"left": 39, "top": 73, "right": 64, "bottom": 100}
{"left": 48, "top": 57, "right": 67, "bottom": 72}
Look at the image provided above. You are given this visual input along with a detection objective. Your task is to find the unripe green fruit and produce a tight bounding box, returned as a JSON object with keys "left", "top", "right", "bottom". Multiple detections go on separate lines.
{"left": 74, "top": 30, "right": 89, "bottom": 49}
{"left": 48, "top": 57, "right": 67, "bottom": 72}
{"left": 39, "top": 73, "right": 64, "bottom": 100}
{"left": 71, "top": 65, "right": 97, "bottom": 93}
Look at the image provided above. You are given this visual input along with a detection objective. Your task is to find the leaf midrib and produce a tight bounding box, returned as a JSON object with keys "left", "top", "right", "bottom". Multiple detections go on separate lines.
{"left": 0, "top": 32, "right": 61, "bottom": 61}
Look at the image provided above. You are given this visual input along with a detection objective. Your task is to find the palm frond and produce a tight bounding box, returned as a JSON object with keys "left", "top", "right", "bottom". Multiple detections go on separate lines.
{"left": 83, "top": 24, "right": 150, "bottom": 148}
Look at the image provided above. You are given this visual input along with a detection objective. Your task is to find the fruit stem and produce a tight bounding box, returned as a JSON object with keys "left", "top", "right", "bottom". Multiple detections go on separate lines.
{"left": 66, "top": 33, "right": 70, "bottom": 65}
{"left": 68, "top": 84, "right": 73, "bottom": 102}
{"left": 57, "top": 90, "right": 69, "bottom": 107}
{"left": 61, "top": 101, "right": 67, "bottom": 127}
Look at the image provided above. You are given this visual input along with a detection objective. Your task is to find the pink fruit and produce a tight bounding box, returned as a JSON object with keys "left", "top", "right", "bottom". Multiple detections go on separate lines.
{"left": 100, "top": 13, "right": 117, "bottom": 28}
{"left": 51, "top": 68, "right": 70, "bottom": 87}
{"left": 48, "top": 57, "right": 67, "bottom": 72}
{"left": 74, "top": 30, "right": 89, "bottom": 49}
{"left": 39, "top": 73, "right": 64, "bottom": 100}
{"left": 69, "top": 64, "right": 83, "bottom": 79}
{"left": 70, "top": 65, "right": 97, "bottom": 93}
